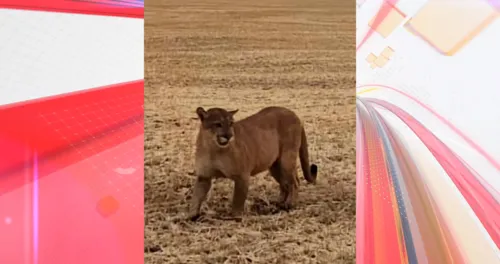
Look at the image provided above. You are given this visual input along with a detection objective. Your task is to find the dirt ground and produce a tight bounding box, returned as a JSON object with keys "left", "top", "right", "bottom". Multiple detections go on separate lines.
{"left": 144, "top": 0, "right": 355, "bottom": 263}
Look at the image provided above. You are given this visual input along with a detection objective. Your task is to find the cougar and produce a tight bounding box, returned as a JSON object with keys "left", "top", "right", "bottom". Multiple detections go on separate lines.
{"left": 188, "top": 106, "right": 318, "bottom": 220}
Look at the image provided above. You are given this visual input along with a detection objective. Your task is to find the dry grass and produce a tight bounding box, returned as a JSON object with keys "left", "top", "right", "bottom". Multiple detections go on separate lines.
{"left": 145, "top": 0, "right": 355, "bottom": 263}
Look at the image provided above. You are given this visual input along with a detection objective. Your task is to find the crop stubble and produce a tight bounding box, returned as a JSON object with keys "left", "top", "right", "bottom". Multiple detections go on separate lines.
{"left": 145, "top": 0, "right": 355, "bottom": 263}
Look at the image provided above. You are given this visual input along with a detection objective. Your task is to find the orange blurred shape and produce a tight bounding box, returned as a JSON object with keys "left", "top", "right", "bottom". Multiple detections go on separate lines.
{"left": 96, "top": 195, "right": 120, "bottom": 218}
{"left": 369, "top": 2, "right": 406, "bottom": 38}
{"left": 374, "top": 55, "right": 389, "bottom": 67}
{"left": 380, "top": 46, "right": 394, "bottom": 58}
{"left": 366, "top": 46, "right": 395, "bottom": 68}
{"left": 367, "top": 53, "right": 377, "bottom": 62}
{"left": 405, "top": 0, "right": 498, "bottom": 55}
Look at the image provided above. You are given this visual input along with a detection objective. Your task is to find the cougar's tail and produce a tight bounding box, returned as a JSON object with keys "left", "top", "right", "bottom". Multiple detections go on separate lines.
{"left": 299, "top": 126, "right": 318, "bottom": 184}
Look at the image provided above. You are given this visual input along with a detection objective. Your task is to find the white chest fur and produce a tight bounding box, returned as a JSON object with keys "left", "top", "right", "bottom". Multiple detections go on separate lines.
{"left": 194, "top": 153, "right": 212, "bottom": 179}
{"left": 194, "top": 152, "right": 238, "bottom": 179}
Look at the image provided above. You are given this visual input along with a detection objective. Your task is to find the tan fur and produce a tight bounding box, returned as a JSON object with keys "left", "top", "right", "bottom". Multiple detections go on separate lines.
{"left": 188, "top": 106, "right": 318, "bottom": 220}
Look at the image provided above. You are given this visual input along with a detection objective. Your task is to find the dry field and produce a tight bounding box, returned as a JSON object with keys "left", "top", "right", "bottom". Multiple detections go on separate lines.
{"left": 145, "top": 0, "right": 355, "bottom": 263}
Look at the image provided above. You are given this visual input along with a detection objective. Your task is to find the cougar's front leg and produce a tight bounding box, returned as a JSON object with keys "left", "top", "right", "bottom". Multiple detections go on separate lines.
{"left": 188, "top": 176, "right": 212, "bottom": 221}
{"left": 231, "top": 174, "right": 250, "bottom": 217}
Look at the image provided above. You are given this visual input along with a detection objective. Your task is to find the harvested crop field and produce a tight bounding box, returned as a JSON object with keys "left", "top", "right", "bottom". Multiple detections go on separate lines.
{"left": 145, "top": 0, "right": 355, "bottom": 263}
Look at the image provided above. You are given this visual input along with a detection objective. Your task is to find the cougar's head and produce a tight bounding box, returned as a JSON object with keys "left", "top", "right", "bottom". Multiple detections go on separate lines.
{"left": 196, "top": 107, "right": 238, "bottom": 148}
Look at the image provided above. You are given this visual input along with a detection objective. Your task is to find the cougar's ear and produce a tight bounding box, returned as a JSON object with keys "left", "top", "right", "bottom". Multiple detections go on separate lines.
{"left": 196, "top": 107, "right": 207, "bottom": 121}
{"left": 228, "top": 109, "right": 239, "bottom": 116}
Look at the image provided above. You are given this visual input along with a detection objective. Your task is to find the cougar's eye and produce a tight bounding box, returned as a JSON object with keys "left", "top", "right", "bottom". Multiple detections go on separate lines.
{"left": 214, "top": 122, "right": 222, "bottom": 128}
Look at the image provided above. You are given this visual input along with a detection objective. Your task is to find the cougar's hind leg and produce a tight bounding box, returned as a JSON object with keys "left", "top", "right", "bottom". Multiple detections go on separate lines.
{"left": 269, "top": 162, "right": 286, "bottom": 204}
{"left": 278, "top": 150, "right": 299, "bottom": 210}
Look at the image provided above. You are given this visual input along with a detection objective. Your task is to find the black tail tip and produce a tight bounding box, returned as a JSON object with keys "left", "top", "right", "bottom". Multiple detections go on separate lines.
{"left": 309, "top": 164, "right": 318, "bottom": 183}
{"left": 311, "top": 164, "right": 318, "bottom": 175}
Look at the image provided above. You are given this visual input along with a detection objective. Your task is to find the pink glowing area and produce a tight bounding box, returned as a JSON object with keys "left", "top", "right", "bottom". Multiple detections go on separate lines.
{"left": 0, "top": 136, "right": 143, "bottom": 264}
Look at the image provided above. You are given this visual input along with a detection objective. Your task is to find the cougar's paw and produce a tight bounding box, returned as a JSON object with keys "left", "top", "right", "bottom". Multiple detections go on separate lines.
{"left": 231, "top": 215, "right": 243, "bottom": 222}
{"left": 277, "top": 202, "right": 293, "bottom": 212}
{"left": 217, "top": 214, "right": 242, "bottom": 222}
{"left": 187, "top": 212, "right": 202, "bottom": 222}
{"left": 228, "top": 211, "right": 244, "bottom": 222}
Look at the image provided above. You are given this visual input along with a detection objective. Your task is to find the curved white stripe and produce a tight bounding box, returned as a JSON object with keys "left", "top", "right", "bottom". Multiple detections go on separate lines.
{"left": 378, "top": 107, "right": 500, "bottom": 262}
{"left": 360, "top": 88, "right": 500, "bottom": 192}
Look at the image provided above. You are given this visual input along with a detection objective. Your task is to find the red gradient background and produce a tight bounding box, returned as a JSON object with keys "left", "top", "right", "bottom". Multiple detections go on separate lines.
{"left": 0, "top": 2, "right": 144, "bottom": 264}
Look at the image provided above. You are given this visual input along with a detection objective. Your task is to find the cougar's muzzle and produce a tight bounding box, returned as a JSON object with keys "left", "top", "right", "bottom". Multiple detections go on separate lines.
{"left": 216, "top": 133, "right": 232, "bottom": 146}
